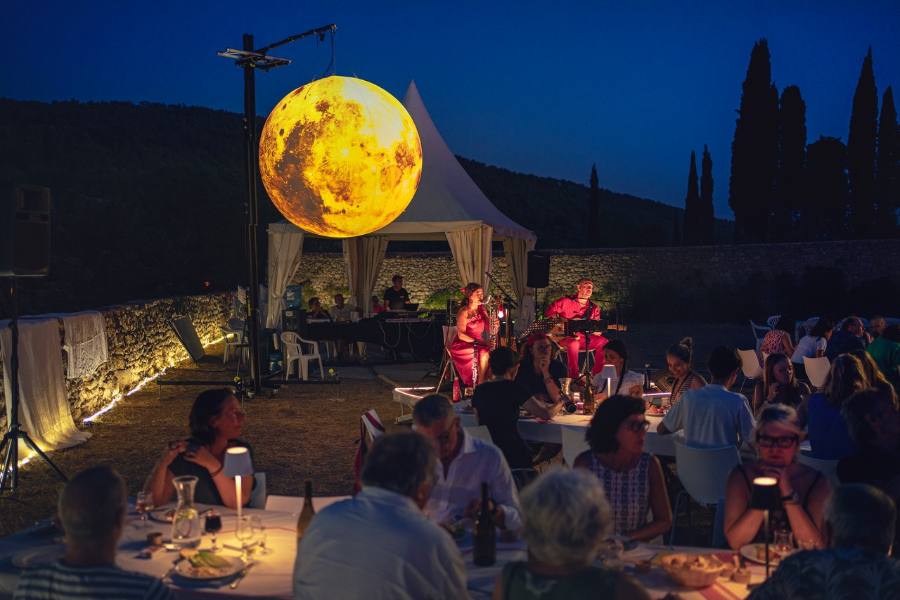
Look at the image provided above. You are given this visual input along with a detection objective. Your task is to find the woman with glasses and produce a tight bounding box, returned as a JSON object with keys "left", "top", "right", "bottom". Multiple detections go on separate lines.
{"left": 723, "top": 405, "right": 830, "bottom": 551}
{"left": 574, "top": 395, "right": 672, "bottom": 541}
{"left": 144, "top": 388, "right": 254, "bottom": 508}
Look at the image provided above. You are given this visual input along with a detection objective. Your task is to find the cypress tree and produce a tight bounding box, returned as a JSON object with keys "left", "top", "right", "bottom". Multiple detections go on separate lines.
{"left": 587, "top": 164, "right": 600, "bottom": 246}
{"left": 699, "top": 145, "right": 715, "bottom": 245}
{"left": 847, "top": 47, "right": 879, "bottom": 238}
{"left": 806, "top": 136, "right": 850, "bottom": 240}
{"left": 876, "top": 86, "right": 899, "bottom": 237}
{"left": 683, "top": 151, "right": 700, "bottom": 245}
{"left": 773, "top": 85, "right": 807, "bottom": 241}
{"left": 729, "top": 39, "right": 780, "bottom": 243}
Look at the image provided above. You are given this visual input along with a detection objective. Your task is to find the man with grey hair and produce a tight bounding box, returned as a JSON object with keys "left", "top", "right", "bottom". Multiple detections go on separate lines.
{"left": 14, "top": 465, "right": 173, "bottom": 600}
{"left": 413, "top": 394, "right": 521, "bottom": 530}
{"left": 747, "top": 484, "right": 900, "bottom": 599}
{"left": 293, "top": 431, "right": 466, "bottom": 600}
{"left": 825, "top": 316, "right": 870, "bottom": 360}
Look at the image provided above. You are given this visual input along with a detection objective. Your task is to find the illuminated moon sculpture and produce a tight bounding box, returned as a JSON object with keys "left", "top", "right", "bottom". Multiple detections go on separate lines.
{"left": 259, "top": 76, "right": 423, "bottom": 237}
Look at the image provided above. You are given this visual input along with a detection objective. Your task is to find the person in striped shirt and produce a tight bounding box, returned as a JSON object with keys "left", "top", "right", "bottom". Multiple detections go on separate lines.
{"left": 14, "top": 465, "right": 173, "bottom": 600}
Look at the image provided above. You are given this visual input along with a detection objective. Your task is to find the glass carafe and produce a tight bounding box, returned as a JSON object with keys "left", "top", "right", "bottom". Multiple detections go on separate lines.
{"left": 171, "top": 475, "right": 201, "bottom": 549}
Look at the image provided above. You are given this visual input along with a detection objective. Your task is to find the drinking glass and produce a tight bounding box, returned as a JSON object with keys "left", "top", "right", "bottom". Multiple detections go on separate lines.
{"left": 250, "top": 515, "right": 272, "bottom": 555}
{"left": 797, "top": 539, "right": 818, "bottom": 551}
{"left": 773, "top": 530, "right": 794, "bottom": 557}
{"left": 235, "top": 516, "right": 255, "bottom": 560}
{"left": 205, "top": 511, "right": 222, "bottom": 553}
{"left": 135, "top": 492, "right": 154, "bottom": 530}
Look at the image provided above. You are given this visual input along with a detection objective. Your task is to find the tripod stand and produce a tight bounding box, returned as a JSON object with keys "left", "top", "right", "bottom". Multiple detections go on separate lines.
{"left": 0, "top": 278, "right": 68, "bottom": 492}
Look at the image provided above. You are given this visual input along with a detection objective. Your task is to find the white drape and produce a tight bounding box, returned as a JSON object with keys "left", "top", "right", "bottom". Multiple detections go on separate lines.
{"left": 266, "top": 231, "right": 305, "bottom": 330}
{"left": 446, "top": 225, "right": 493, "bottom": 291}
{"left": 343, "top": 236, "right": 389, "bottom": 316}
{"left": 502, "top": 237, "right": 537, "bottom": 333}
{"left": 60, "top": 311, "right": 108, "bottom": 379}
{"left": 0, "top": 317, "right": 91, "bottom": 452}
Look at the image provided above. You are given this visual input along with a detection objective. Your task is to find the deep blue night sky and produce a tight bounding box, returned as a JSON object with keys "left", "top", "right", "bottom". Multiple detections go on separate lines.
{"left": 4, "top": 1, "right": 899, "bottom": 219}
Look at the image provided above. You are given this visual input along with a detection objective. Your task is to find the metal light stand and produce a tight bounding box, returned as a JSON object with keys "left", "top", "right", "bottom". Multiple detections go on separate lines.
{"left": 0, "top": 279, "right": 68, "bottom": 492}
{"left": 217, "top": 24, "right": 336, "bottom": 397}
{"left": 483, "top": 272, "right": 518, "bottom": 346}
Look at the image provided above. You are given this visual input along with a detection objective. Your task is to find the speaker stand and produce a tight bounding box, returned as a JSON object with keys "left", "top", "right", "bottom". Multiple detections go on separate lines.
{"left": 0, "top": 278, "right": 68, "bottom": 492}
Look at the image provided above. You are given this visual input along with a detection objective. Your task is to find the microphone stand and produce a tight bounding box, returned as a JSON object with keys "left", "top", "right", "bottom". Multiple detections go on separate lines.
{"left": 484, "top": 272, "right": 519, "bottom": 347}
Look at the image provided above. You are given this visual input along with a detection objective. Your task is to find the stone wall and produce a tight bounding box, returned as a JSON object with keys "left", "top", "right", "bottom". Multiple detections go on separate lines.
{"left": 0, "top": 293, "right": 230, "bottom": 432}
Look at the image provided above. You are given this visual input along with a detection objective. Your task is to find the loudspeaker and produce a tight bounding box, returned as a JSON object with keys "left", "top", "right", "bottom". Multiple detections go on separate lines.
{"left": 526, "top": 251, "right": 550, "bottom": 289}
{"left": 447, "top": 299, "right": 463, "bottom": 316}
{"left": 0, "top": 185, "right": 50, "bottom": 277}
{"left": 283, "top": 308, "right": 308, "bottom": 337}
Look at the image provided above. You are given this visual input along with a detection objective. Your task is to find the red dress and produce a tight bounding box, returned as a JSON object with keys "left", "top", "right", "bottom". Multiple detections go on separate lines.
{"left": 545, "top": 295, "right": 608, "bottom": 379}
{"left": 450, "top": 306, "right": 490, "bottom": 388}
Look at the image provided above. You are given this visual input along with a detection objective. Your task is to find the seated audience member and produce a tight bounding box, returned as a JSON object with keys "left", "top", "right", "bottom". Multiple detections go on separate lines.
{"left": 790, "top": 318, "right": 832, "bottom": 378}
{"left": 574, "top": 395, "right": 672, "bottom": 541}
{"left": 752, "top": 352, "right": 811, "bottom": 415}
{"left": 724, "top": 405, "right": 830, "bottom": 551}
{"left": 412, "top": 394, "right": 521, "bottom": 530}
{"left": 825, "top": 316, "right": 870, "bottom": 361}
{"left": 306, "top": 297, "right": 331, "bottom": 320}
{"left": 838, "top": 384, "right": 900, "bottom": 488}
{"left": 658, "top": 346, "right": 756, "bottom": 449}
{"left": 866, "top": 323, "right": 900, "bottom": 388}
{"left": 593, "top": 339, "right": 644, "bottom": 401}
{"left": 328, "top": 293, "right": 363, "bottom": 358}
{"left": 492, "top": 469, "right": 651, "bottom": 600}
{"left": 515, "top": 333, "right": 567, "bottom": 401}
{"left": 746, "top": 484, "right": 900, "bottom": 600}
{"left": 870, "top": 315, "right": 888, "bottom": 339}
{"left": 757, "top": 316, "right": 796, "bottom": 365}
{"left": 472, "top": 347, "right": 563, "bottom": 470}
{"left": 848, "top": 347, "right": 892, "bottom": 389}
{"left": 15, "top": 465, "right": 174, "bottom": 600}
{"left": 370, "top": 294, "right": 385, "bottom": 314}
{"left": 293, "top": 432, "right": 466, "bottom": 600}
{"left": 797, "top": 354, "right": 868, "bottom": 460}
{"left": 145, "top": 388, "right": 253, "bottom": 508}
{"left": 664, "top": 337, "right": 707, "bottom": 404}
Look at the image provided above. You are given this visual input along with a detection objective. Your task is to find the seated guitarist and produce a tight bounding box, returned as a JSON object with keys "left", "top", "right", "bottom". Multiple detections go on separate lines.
{"left": 545, "top": 278, "right": 609, "bottom": 379}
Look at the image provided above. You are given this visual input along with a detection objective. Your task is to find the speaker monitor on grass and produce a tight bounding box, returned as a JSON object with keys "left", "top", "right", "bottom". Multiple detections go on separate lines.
{"left": 0, "top": 184, "right": 50, "bottom": 277}
{"left": 526, "top": 251, "right": 550, "bottom": 289}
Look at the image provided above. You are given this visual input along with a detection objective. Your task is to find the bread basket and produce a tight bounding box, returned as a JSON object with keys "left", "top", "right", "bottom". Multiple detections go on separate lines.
{"left": 661, "top": 553, "right": 725, "bottom": 588}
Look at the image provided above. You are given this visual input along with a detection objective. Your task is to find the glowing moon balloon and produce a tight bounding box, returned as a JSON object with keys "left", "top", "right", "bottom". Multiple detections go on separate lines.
{"left": 259, "top": 76, "right": 423, "bottom": 237}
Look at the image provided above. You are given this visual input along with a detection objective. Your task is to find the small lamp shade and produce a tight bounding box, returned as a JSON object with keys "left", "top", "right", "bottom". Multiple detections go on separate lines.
{"left": 600, "top": 365, "right": 618, "bottom": 380}
{"left": 223, "top": 447, "right": 253, "bottom": 478}
{"left": 750, "top": 477, "right": 780, "bottom": 511}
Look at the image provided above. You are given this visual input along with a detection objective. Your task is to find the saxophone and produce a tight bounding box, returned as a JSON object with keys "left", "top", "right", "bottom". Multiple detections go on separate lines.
{"left": 485, "top": 295, "right": 499, "bottom": 350}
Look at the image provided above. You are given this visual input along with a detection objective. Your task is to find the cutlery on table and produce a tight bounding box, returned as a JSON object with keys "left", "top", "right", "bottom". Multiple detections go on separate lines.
{"left": 230, "top": 562, "right": 256, "bottom": 589}
{"left": 161, "top": 556, "right": 186, "bottom": 580}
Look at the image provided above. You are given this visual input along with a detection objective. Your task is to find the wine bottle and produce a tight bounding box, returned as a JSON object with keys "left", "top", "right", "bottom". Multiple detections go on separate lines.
{"left": 473, "top": 482, "right": 496, "bottom": 566}
{"left": 583, "top": 382, "right": 596, "bottom": 416}
{"left": 644, "top": 364, "right": 652, "bottom": 392}
{"left": 296, "top": 480, "right": 316, "bottom": 539}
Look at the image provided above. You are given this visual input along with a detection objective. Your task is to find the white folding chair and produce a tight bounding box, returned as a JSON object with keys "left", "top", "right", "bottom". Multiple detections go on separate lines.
{"left": 463, "top": 425, "right": 493, "bottom": 444}
{"left": 436, "top": 325, "right": 459, "bottom": 392}
{"left": 797, "top": 450, "right": 840, "bottom": 489}
{"left": 766, "top": 315, "right": 781, "bottom": 328}
{"left": 749, "top": 320, "right": 772, "bottom": 354}
{"left": 737, "top": 349, "right": 763, "bottom": 394}
{"left": 561, "top": 426, "right": 590, "bottom": 468}
{"left": 361, "top": 409, "right": 386, "bottom": 442}
{"left": 249, "top": 472, "right": 267, "bottom": 509}
{"left": 803, "top": 356, "right": 831, "bottom": 389}
{"left": 281, "top": 331, "right": 324, "bottom": 380}
{"left": 221, "top": 326, "right": 246, "bottom": 364}
{"left": 670, "top": 442, "right": 740, "bottom": 545}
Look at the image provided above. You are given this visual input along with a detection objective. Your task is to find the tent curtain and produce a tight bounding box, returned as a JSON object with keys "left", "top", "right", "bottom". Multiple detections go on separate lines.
{"left": 502, "top": 237, "right": 537, "bottom": 333}
{"left": 446, "top": 225, "right": 493, "bottom": 292}
{"left": 266, "top": 231, "right": 305, "bottom": 330}
{"left": 343, "top": 236, "right": 389, "bottom": 316}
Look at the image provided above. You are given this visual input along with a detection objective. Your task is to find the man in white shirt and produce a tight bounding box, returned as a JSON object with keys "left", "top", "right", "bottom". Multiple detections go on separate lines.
{"left": 328, "top": 294, "right": 363, "bottom": 358}
{"left": 658, "top": 346, "right": 756, "bottom": 449}
{"left": 413, "top": 394, "right": 521, "bottom": 530}
{"left": 293, "top": 431, "right": 467, "bottom": 600}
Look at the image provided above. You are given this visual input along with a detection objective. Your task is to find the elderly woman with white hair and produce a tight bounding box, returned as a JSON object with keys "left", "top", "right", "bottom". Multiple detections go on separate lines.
{"left": 491, "top": 469, "right": 650, "bottom": 600}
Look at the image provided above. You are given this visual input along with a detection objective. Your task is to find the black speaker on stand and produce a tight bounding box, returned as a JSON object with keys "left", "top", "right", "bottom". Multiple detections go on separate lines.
{"left": 0, "top": 185, "right": 50, "bottom": 277}
{"left": 526, "top": 251, "right": 551, "bottom": 289}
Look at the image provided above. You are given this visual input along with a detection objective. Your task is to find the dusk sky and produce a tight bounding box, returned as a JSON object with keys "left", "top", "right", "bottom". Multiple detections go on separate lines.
{"left": 4, "top": 1, "right": 899, "bottom": 219}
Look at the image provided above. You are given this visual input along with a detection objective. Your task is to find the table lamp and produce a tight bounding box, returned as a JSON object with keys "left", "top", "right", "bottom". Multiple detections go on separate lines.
{"left": 750, "top": 476, "right": 780, "bottom": 578}
{"left": 224, "top": 447, "right": 254, "bottom": 522}
{"left": 600, "top": 364, "right": 618, "bottom": 396}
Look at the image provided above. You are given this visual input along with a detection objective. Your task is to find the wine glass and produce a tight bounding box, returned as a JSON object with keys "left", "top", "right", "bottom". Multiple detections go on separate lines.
{"left": 249, "top": 515, "right": 272, "bottom": 555}
{"left": 773, "top": 529, "right": 794, "bottom": 558}
{"left": 235, "top": 516, "right": 255, "bottom": 561}
{"left": 205, "top": 511, "right": 222, "bottom": 553}
{"left": 135, "top": 492, "right": 154, "bottom": 530}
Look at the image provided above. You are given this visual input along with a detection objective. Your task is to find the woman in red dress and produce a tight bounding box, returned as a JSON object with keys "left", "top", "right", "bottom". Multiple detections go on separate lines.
{"left": 450, "top": 283, "right": 496, "bottom": 388}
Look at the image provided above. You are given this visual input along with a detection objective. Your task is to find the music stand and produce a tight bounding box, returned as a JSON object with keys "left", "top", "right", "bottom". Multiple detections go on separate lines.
{"left": 0, "top": 278, "right": 68, "bottom": 492}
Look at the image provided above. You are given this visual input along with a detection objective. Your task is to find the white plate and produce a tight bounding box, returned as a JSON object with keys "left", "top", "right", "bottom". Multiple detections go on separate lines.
{"left": 11, "top": 544, "right": 66, "bottom": 568}
{"left": 174, "top": 555, "right": 245, "bottom": 580}
{"left": 739, "top": 543, "right": 787, "bottom": 565}
{"left": 150, "top": 508, "right": 176, "bottom": 523}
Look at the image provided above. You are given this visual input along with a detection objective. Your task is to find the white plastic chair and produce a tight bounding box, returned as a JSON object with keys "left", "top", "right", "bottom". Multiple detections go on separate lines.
{"left": 281, "top": 331, "right": 324, "bottom": 380}
{"left": 249, "top": 472, "right": 267, "bottom": 509}
{"left": 749, "top": 320, "right": 771, "bottom": 354}
{"left": 561, "top": 426, "right": 590, "bottom": 468}
{"left": 797, "top": 450, "right": 840, "bottom": 489}
{"left": 766, "top": 315, "right": 781, "bottom": 328}
{"left": 803, "top": 356, "right": 831, "bottom": 389}
{"left": 710, "top": 496, "right": 728, "bottom": 548}
{"left": 463, "top": 425, "right": 493, "bottom": 444}
{"left": 670, "top": 442, "right": 740, "bottom": 545}
{"left": 737, "top": 349, "right": 763, "bottom": 394}
{"left": 221, "top": 327, "right": 246, "bottom": 364}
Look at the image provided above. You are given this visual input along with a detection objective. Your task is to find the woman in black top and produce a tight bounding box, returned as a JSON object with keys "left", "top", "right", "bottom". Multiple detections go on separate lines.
{"left": 514, "top": 333, "right": 567, "bottom": 400}
{"left": 472, "top": 347, "right": 563, "bottom": 469}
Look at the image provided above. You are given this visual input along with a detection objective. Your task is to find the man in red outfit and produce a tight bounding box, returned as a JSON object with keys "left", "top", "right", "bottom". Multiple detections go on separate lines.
{"left": 545, "top": 278, "right": 608, "bottom": 379}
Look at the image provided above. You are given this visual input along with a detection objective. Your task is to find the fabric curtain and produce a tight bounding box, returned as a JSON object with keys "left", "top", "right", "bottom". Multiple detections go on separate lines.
{"left": 266, "top": 231, "right": 305, "bottom": 331}
{"left": 0, "top": 317, "right": 92, "bottom": 452}
{"left": 502, "top": 236, "right": 537, "bottom": 333}
{"left": 343, "top": 236, "right": 389, "bottom": 317}
{"left": 446, "top": 225, "right": 493, "bottom": 291}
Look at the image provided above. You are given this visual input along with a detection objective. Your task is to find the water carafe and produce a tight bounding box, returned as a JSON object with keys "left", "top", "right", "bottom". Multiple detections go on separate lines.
{"left": 171, "top": 475, "right": 201, "bottom": 549}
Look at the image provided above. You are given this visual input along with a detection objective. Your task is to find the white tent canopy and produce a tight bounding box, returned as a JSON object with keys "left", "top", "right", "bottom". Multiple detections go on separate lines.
{"left": 267, "top": 80, "right": 536, "bottom": 333}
